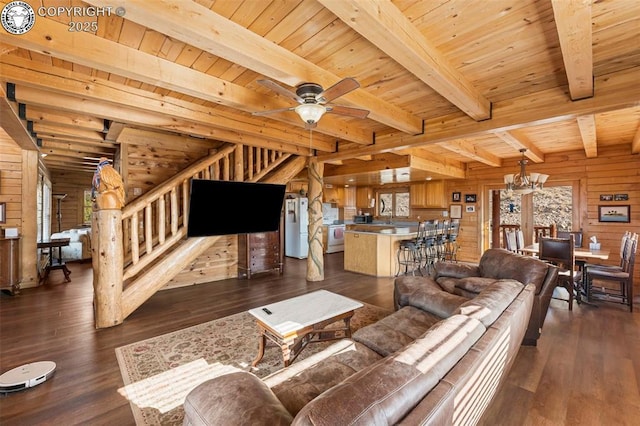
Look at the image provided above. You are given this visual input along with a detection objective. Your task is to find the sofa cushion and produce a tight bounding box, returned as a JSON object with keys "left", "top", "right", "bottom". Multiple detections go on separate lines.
{"left": 479, "top": 249, "right": 549, "bottom": 290}
{"left": 183, "top": 371, "right": 293, "bottom": 426}
{"left": 292, "top": 315, "right": 486, "bottom": 426}
{"left": 264, "top": 340, "right": 382, "bottom": 416}
{"left": 394, "top": 276, "right": 470, "bottom": 316}
{"left": 353, "top": 306, "right": 443, "bottom": 357}
{"left": 455, "top": 279, "right": 524, "bottom": 327}
{"left": 454, "top": 276, "right": 498, "bottom": 296}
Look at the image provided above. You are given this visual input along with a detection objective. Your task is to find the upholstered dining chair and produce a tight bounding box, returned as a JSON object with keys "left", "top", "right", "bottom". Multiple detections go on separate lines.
{"left": 539, "top": 235, "right": 580, "bottom": 311}
{"left": 557, "top": 230, "right": 583, "bottom": 248}
{"left": 584, "top": 233, "right": 637, "bottom": 312}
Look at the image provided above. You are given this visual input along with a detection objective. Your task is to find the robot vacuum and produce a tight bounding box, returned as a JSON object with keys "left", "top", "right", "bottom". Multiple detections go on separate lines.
{"left": 0, "top": 361, "right": 56, "bottom": 393}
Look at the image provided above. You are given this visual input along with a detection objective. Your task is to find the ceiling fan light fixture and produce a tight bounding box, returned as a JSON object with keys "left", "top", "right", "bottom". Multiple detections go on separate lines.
{"left": 295, "top": 103, "right": 326, "bottom": 124}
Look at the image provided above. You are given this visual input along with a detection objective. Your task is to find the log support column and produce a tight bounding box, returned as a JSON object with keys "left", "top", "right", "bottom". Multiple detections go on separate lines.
{"left": 306, "top": 157, "right": 324, "bottom": 281}
{"left": 92, "top": 209, "right": 124, "bottom": 328}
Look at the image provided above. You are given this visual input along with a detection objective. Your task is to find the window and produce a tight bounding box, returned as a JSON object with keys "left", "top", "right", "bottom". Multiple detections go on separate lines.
{"left": 83, "top": 190, "right": 93, "bottom": 225}
{"left": 378, "top": 188, "right": 409, "bottom": 218}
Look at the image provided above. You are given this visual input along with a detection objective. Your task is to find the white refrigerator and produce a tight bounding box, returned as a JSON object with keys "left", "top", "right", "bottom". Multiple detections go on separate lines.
{"left": 284, "top": 197, "right": 309, "bottom": 259}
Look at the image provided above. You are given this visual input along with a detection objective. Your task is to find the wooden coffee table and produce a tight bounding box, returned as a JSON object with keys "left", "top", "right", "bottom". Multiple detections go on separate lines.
{"left": 249, "top": 290, "right": 363, "bottom": 367}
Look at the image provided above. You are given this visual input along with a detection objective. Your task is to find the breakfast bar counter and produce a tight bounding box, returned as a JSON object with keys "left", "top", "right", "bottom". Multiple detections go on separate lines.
{"left": 344, "top": 225, "right": 417, "bottom": 277}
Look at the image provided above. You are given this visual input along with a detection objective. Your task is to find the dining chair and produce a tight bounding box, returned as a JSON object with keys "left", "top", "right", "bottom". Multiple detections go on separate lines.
{"left": 515, "top": 230, "right": 525, "bottom": 253}
{"left": 584, "top": 233, "right": 637, "bottom": 312}
{"left": 503, "top": 229, "right": 518, "bottom": 253}
{"left": 557, "top": 230, "right": 583, "bottom": 248}
{"left": 534, "top": 224, "right": 557, "bottom": 243}
{"left": 539, "top": 235, "right": 580, "bottom": 311}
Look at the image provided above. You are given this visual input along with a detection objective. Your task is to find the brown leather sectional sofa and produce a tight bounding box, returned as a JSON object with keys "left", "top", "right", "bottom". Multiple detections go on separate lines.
{"left": 182, "top": 249, "right": 554, "bottom": 425}
{"left": 431, "top": 248, "right": 558, "bottom": 346}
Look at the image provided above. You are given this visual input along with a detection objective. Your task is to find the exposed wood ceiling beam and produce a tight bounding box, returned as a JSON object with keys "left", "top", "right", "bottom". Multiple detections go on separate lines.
{"left": 319, "top": 67, "right": 640, "bottom": 162}
{"left": 0, "top": 56, "right": 343, "bottom": 150}
{"left": 324, "top": 153, "right": 410, "bottom": 177}
{"left": 0, "top": 86, "right": 38, "bottom": 150}
{"left": 633, "top": 123, "right": 640, "bottom": 154}
{"left": 437, "top": 140, "right": 501, "bottom": 167}
{"left": 551, "top": 0, "right": 594, "bottom": 100}
{"left": 576, "top": 114, "right": 598, "bottom": 158}
{"left": 10, "top": 84, "right": 319, "bottom": 157}
{"left": 408, "top": 155, "right": 466, "bottom": 180}
{"left": 319, "top": 0, "right": 491, "bottom": 121}
{"left": 84, "top": 0, "right": 423, "bottom": 135}
{"left": 0, "top": 8, "right": 371, "bottom": 144}
{"left": 493, "top": 131, "right": 545, "bottom": 163}
{"left": 32, "top": 123, "right": 105, "bottom": 142}
{"left": 105, "top": 122, "right": 126, "bottom": 142}
{"left": 25, "top": 106, "right": 105, "bottom": 132}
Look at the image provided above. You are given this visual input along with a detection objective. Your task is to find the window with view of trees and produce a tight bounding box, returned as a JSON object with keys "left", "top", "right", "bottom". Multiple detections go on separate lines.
{"left": 378, "top": 188, "right": 409, "bottom": 218}
{"left": 83, "top": 190, "right": 92, "bottom": 225}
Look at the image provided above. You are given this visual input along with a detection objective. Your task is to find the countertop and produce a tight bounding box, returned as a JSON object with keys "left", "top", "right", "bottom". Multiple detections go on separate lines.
{"left": 345, "top": 224, "right": 418, "bottom": 236}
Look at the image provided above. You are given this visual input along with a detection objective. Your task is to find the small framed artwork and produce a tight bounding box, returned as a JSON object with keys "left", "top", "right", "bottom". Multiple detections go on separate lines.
{"left": 465, "top": 194, "right": 477, "bottom": 203}
{"left": 598, "top": 205, "right": 630, "bottom": 223}
{"left": 0, "top": 202, "right": 5, "bottom": 224}
{"left": 614, "top": 193, "right": 629, "bottom": 201}
{"left": 600, "top": 194, "right": 613, "bottom": 201}
{"left": 452, "top": 192, "right": 461, "bottom": 202}
{"left": 466, "top": 205, "right": 476, "bottom": 213}
{"left": 450, "top": 204, "right": 462, "bottom": 219}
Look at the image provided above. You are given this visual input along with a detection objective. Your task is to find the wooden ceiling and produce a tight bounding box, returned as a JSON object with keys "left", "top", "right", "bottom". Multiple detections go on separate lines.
{"left": 1, "top": 0, "right": 639, "bottom": 185}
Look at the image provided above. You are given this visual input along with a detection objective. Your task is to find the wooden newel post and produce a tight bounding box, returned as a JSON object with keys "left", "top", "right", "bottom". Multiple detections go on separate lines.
{"left": 92, "top": 209, "right": 125, "bottom": 328}
{"left": 91, "top": 158, "right": 126, "bottom": 328}
{"left": 307, "top": 157, "right": 324, "bottom": 281}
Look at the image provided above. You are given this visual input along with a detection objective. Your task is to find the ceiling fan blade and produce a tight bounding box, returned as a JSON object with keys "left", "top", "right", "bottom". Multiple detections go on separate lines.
{"left": 252, "top": 107, "right": 295, "bottom": 116}
{"left": 256, "top": 79, "right": 303, "bottom": 103}
{"left": 317, "top": 77, "right": 360, "bottom": 103}
{"left": 326, "top": 105, "right": 370, "bottom": 119}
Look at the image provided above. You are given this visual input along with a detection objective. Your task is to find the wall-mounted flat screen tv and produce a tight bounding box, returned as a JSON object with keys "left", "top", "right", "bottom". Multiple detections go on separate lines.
{"left": 187, "top": 179, "right": 286, "bottom": 237}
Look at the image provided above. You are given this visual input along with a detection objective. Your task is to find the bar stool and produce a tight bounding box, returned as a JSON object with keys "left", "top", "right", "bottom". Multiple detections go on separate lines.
{"left": 396, "top": 222, "right": 426, "bottom": 276}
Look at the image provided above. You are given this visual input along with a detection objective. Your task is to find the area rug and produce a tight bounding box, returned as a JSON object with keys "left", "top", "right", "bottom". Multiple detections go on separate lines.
{"left": 115, "top": 302, "right": 391, "bottom": 425}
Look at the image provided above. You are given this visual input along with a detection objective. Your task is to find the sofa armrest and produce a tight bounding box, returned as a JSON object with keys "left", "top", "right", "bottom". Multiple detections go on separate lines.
{"left": 183, "top": 371, "right": 293, "bottom": 426}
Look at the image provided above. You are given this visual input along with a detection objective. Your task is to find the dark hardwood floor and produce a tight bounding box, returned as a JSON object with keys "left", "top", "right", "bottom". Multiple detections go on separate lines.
{"left": 1, "top": 254, "right": 638, "bottom": 425}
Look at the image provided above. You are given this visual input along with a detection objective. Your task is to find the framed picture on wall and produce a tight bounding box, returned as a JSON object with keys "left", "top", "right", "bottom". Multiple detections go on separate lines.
{"left": 452, "top": 192, "right": 461, "bottom": 202}
{"left": 466, "top": 205, "right": 476, "bottom": 213}
{"left": 0, "top": 202, "right": 5, "bottom": 224}
{"left": 450, "top": 204, "right": 462, "bottom": 219}
{"left": 598, "top": 205, "right": 630, "bottom": 223}
{"left": 465, "top": 194, "right": 477, "bottom": 203}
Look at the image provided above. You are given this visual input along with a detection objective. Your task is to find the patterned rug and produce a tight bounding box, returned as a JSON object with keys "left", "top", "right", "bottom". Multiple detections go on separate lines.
{"left": 115, "top": 302, "right": 391, "bottom": 425}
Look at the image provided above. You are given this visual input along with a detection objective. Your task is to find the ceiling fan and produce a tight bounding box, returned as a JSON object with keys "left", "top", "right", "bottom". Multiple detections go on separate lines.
{"left": 252, "top": 77, "right": 369, "bottom": 128}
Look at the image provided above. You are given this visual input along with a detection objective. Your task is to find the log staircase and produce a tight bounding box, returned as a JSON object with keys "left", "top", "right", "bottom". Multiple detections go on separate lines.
{"left": 91, "top": 143, "right": 307, "bottom": 328}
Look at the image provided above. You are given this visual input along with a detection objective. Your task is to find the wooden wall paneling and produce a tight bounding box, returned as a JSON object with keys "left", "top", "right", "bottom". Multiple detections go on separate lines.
{"left": 20, "top": 149, "right": 39, "bottom": 288}
{"left": 51, "top": 171, "right": 93, "bottom": 231}
{"left": 462, "top": 146, "right": 639, "bottom": 285}
{"left": 164, "top": 236, "right": 238, "bottom": 289}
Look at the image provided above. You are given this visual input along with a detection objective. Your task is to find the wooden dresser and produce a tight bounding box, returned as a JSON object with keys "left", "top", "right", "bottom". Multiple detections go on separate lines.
{"left": 0, "top": 237, "right": 21, "bottom": 294}
{"left": 237, "top": 228, "right": 284, "bottom": 279}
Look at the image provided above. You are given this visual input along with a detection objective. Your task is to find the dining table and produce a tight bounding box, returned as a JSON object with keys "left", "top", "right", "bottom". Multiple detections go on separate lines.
{"left": 520, "top": 243, "right": 610, "bottom": 260}
{"left": 520, "top": 243, "right": 610, "bottom": 305}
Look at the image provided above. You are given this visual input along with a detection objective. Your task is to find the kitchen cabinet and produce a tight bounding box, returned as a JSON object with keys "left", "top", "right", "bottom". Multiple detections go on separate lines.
{"left": 237, "top": 218, "right": 284, "bottom": 279}
{"left": 410, "top": 181, "right": 446, "bottom": 208}
{"left": 343, "top": 187, "right": 356, "bottom": 207}
{"left": 323, "top": 186, "right": 342, "bottom": 205}
{"left": 356, "top": 187, "right": 373, "bottom": 209}
{"left": 323, "top": 186, "right": 356, "bottom": 207}
{"left": 0, "top": 237, "right": 21, "bottom": 294}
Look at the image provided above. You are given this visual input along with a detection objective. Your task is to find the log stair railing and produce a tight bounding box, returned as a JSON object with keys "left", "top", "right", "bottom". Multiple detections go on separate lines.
{"left": 92, "top": 144, "right": 298, "bottom": 328}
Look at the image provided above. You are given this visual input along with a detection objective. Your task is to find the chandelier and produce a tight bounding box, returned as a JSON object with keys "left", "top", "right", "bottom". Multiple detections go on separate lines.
{"left": 504, "top": 149, "right": 549, "bottom": 195}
